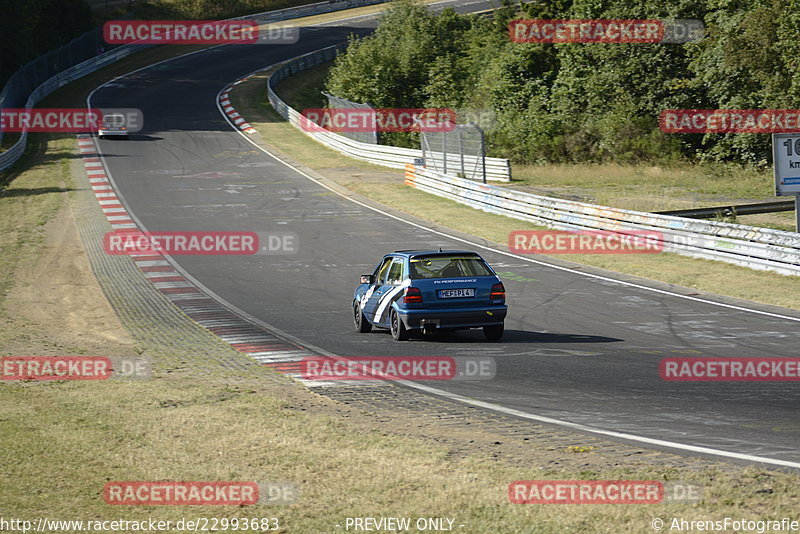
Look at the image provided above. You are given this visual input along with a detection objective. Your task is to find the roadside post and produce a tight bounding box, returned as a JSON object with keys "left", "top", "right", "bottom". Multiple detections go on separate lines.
{"left": 772, "top": 133, "right": 800, "bottom": 231}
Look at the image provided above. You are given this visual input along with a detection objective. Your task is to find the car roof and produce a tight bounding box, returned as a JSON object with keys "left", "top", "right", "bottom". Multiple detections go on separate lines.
{"left": 388, "top": 250, "right": 483, "bottom": 259}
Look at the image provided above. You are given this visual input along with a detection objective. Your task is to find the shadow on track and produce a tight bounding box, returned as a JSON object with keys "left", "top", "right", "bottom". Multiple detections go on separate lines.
{"left": 366, "top": 329, "right": 623, "bottom": 344}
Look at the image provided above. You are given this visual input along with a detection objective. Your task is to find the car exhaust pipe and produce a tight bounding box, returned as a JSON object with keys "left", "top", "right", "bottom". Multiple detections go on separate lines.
{"left": 421, "top": 319, "right": 439, "bottom": 335}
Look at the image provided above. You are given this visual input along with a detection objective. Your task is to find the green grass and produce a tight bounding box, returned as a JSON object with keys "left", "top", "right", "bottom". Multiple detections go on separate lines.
{"left": 277, "top": 63, "right": 333, "bottom": 111}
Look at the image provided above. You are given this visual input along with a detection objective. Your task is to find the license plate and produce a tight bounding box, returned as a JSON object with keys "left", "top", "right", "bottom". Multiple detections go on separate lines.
{"left": 438, "top": 288, "right": 475, "bottom": 298}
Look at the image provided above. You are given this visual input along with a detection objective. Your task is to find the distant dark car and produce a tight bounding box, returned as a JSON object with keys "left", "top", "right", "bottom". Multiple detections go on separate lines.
{"left": 353, "top": 250, "right": 507, "bottom": 341}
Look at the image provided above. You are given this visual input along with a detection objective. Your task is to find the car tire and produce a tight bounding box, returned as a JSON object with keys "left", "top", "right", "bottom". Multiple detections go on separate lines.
{"left": 483, "top": 323, "right": 504, "bottom": 341}
{"left": 353, "top": 300, "right": 372, "bottom": 333}
{"left": 390, "top": 308, "right": 409, "bottom": 341}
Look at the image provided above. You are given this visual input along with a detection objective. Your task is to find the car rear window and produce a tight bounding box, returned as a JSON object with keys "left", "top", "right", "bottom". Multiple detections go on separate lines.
{"left": 409, "top": 256, "right": 493, "bottom": 279}
{"left": 103, "top": 115, "right": 125, "bottom": 126}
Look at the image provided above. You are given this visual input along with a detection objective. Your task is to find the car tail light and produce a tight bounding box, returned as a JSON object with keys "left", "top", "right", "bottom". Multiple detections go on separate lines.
{"left": 404, "top": 287, "right": 423, "bottom": 304}
{"left": 490, "top": 282, "right": 505, "bottom": 302}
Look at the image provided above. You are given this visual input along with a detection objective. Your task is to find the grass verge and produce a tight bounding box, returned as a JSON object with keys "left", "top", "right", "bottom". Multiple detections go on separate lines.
{"left": 5, "top": 370, "right": 800, "bottom": 532}
{"left": 5, "top": 137, "right": 796, "bottom": 532}
{"left": 510, "top": 163, "right": 795, "bottom": 232}
{"left": 0, "top": 135, "right": 68, "bottom": 310}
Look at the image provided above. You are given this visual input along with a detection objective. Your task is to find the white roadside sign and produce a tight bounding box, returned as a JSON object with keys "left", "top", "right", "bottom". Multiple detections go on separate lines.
{"left": 773, "top": 133, "right": 800, "bottom": 195}
{"left": 772, "top": 133, "right": 800, "bottom": 231}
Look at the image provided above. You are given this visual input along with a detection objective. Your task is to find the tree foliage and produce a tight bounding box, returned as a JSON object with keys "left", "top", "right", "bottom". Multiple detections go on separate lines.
{"left": 325, "top": 0, "right": 800, "bottom": 166}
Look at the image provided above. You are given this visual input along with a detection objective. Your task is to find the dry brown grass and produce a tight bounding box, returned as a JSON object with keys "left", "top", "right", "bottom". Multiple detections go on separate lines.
{"left": 510, "top": 163, "right": 795, "bottom": 230}
{"left": 4, "top": 371, "right": 800, "bottom": 532}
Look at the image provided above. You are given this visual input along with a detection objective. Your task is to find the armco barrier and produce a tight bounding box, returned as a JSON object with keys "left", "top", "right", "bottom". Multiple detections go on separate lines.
{"left": 236, "top": 0, "right": 389, "bottom": 22}
{"left": 0, "top": 43, "right": 154, "bottom": 172}
{"left": 267, "top": 46, "right": 512, "bottom": 181}
{"left": 406, "top": 165, "right": 800, "bottom": 276}
{"left": 0, "top": 0, "right": 392, "bottom": 173}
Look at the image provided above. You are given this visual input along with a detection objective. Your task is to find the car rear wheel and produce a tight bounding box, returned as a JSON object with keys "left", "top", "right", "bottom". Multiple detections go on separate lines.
{"left": 390, "top": 308, "right": 409, "bottom": 341}
{"left": 353, "top": 301, "right": 372, "bottom": 333}
{"left": 483, "top": 323, "right": 504, "bottom": 341}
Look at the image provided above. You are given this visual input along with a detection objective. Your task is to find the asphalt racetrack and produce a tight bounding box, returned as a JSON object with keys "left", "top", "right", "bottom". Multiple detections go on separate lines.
{"left": 88, "top": 0, "right": 800, "bottom": 469}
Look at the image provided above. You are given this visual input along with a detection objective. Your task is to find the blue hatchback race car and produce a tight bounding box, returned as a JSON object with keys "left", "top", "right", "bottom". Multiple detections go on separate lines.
{"left": 353, "top": 250, "right": 508, "bottom": 341}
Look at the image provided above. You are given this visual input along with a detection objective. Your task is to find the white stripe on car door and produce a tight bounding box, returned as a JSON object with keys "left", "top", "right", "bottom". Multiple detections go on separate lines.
{"left": 373, "top": 279, "right": 411, "bottom": 323}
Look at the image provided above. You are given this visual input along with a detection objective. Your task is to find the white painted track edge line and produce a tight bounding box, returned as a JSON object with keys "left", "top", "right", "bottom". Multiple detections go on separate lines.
{"left": 214, "top": 54, "right": 800, "bottom": 470}
{"left": 404, "top": 382, "right": 800, "bottom": 469}
{"left": 85, "top": 16, "right": 800, "bottom": 470}
{"left": 228, "top": 51, "right": 800, "bottom": 324}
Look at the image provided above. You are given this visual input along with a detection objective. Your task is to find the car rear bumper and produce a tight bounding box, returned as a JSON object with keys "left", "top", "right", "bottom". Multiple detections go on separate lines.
{"left": 399, "top": 306, "right": 507, "bottom": 330}
{"left": 98, "top": 129, "right": 128, "bottom": 137}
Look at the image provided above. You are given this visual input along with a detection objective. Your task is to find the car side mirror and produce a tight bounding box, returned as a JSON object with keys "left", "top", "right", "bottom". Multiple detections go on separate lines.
{"left": 360, "top": 274, "right": 373, "bottom": 284}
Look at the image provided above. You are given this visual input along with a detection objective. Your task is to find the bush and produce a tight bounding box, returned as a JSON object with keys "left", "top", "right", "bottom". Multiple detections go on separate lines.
{"left": 324, "top": 0, "right": 800, "bottom": 166}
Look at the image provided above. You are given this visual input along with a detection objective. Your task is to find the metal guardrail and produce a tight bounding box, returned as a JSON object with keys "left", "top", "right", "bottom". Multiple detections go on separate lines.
{"left": 405, "top": 165, "right": 800, "bottom": 276}
{"left": 267, "top": 46, "right": 512, "bottom": 181}
{"left": 16, "top": 3, "right": 791, "bottom": 275}
{"left": 268, "top": 46, "right": 798, "bottom": 274}
{"left": 0, "top": 0, "right": 393, "bottom": 173}
{"left": 0, "top": 43, "right": 154, "bottom": 172}
{"left": 657, "top": 200, "right": 796, "bottom": 219}
{"left": 237, "top": 0, "right": 390, "bottom": 22}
